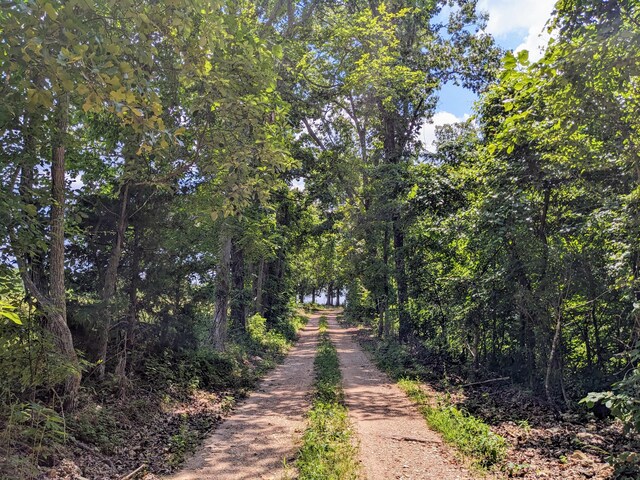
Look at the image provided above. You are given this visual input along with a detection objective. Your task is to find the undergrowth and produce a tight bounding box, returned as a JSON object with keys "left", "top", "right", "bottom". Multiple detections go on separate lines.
{"left": 360, "top": 335, "right": 507, "bottom": 471}
{"left": 398, "top": 379, "right": 507, "bottom": 469}
{"left": 296, "top": 316, "right": 359, "bottom": 480}
{"left": 1, "top": 312, "right": 307, "bottom": 479}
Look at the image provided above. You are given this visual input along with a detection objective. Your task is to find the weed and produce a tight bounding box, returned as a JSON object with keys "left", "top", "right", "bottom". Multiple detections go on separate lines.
{"left": 398, "top": 379, "right": 507, "bottom": 469}
{"left": 611, "top": 451, "right": 640, "bottom": 480}
{"left": 516, "top": 419, "right": 531, "bottom": 434}
{"left": 168, "top": 420, "right": 200, "bottom": 466}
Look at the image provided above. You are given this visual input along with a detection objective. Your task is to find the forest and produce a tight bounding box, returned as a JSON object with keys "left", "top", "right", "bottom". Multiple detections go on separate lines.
{"left": 1, "top": 0, "right": 639, "bottom": 479}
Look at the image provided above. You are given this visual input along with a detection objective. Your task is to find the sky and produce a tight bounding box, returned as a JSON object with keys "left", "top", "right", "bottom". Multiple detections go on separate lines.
{"left": 419, "top": 0, "right": 557, "bottom": 152}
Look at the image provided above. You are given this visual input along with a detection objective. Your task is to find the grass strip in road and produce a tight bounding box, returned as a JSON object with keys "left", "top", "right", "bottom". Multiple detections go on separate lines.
{"left": 398, "top": 378, "right": 507, "bottom": 469}
{"left": 296, "top": 316, "right": 359, "bottom": 480}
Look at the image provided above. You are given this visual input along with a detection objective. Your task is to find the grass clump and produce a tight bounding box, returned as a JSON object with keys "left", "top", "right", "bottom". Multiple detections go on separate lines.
{"left": 296, "top": 316, "right": 359, "bottom": 480}
{"left": 398, "top": 379, "right": 507, "bottom": 468}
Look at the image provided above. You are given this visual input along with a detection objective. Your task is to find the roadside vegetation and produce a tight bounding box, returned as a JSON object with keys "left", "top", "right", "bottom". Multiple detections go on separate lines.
{"left": 1, "top": 0, "right": 638, "bottom": 478}
{"left": 355, "top": 330, "right": 631, "bottom": 479}
{"left": 344, "top": 325, "right": 506, "bottom": 472}
{"left": 0, "top": 312, "right": 306, "bottom": 479}
{"left": 398, "top": 379, "right": 506, "bottom": 470}
{"left": 296, "top": 317, "right": 359, "bottom": 480}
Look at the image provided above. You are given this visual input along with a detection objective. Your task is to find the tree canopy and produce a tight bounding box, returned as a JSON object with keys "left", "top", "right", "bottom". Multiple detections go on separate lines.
{"left": 1, "top": 0, "right": 639, "bottom": 477}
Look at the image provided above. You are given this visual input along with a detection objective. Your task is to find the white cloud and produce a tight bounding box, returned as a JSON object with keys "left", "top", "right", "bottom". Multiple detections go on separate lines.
{"left": 419, "top": 111, "right": 470, "bottom": 153}
{"left": 477, "top": 0, "right": 556, "bottom": 61}
{"left": 478, "top": 0, "right": 556, "bottom": 37}
{"left": 515, "top": 25, "right": 553, "bottom": 62}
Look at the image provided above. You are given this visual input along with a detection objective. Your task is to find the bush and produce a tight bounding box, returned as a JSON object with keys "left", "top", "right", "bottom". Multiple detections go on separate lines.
{"left": 581, "top": 346, "right": 640, "bottom": 434}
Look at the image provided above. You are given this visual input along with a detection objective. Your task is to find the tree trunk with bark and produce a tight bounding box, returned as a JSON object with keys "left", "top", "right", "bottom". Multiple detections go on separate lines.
{"left": 211, "top": 231, "right": 232, "bottom": 350}
{"left": 97, "top": 182, "right": 130, "bottom": 380}
{"left": 254, "top": 258, "right": 265, "bottom": 315}
{"left": 230, "top": 239, "right": 247, "bottom": 334}
{"left": 49, "top": 95, "right": 80, "bottom": 410}
{"left": 115, "top": 224, "right": 141, "bottom": 394}
{"left": 394, "top": 219, "right": 411, "bottom": 341}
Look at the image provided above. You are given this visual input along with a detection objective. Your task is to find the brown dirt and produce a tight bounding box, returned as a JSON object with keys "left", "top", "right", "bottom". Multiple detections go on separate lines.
{"left": 165, "top": 314, "right": 320, "bottom": 480}
{"left": 325, "top": 311, "right": 473, "bottom": 480}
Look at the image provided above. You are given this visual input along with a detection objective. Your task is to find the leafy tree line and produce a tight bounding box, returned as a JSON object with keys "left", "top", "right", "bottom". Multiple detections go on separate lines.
{"left": 1, "top": 0, "right": 639, "bottom": 475}
{"left": 329, "top": 0, "right": 640, "bottom": 421}
{"left": 0, "top": 0, "right": 305, "bottom": 419}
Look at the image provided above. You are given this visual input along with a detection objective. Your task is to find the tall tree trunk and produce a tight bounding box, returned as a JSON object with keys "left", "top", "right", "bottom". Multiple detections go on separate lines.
{"left": 630, "top": 151, "right": 640, "bottom": 344}
{"left": 383, "top": 225, "right": 392, "bottom": 337}
{"left": 50, "top": 95, "right": 80, "bottom": 410}
{"left": 591, "top": 303, "right": 604, "bottom": 368}
{"left": 254, "top": 258, "right": 265, "bottom": 315}
{"left": 97, "top": 182, "right": 130, "bottom": 379}
{"left": 545, "top": 304, "right": 563, "bottom": 407}
{"left": 326, "top": 283, "right": 333, "bottom": 306}
{"left": 311, "top": 289, "right": 316, "bottom": 304}
{"left": 211, "top": 231, "right": 232, "bottom": 350}
{"left": 394, "top": 219, "right": 410, "bottom": 341}
{"left": 115, "top": 224, "right": 141, "bottom": 394}
{"left": 230, "top": 239, "right": 247, "bottom": 334}
{"left": 472, "top": 318, "right": 480, "bottom": 375}
{"left": 19, "top": 114, "right": 47, "bottom": 294}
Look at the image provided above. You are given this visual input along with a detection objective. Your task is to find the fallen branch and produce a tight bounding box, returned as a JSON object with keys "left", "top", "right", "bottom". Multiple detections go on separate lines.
{"left": 459, "top": 377, "right": 510, "bottom": 388}
{"left": 386, "top": 435, "right": 438, "bottom": 444}
{"left": 119, "top": 464, "right": 147, "bottom": 480}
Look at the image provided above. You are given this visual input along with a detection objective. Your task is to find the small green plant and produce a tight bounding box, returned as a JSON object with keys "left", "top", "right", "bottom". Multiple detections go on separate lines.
{"left": 516, "top": 419, "right": 531, "bottom": 434}
{"left": 68, "top": 403, "right": 122, "bottom": 454}
{"left": 505, "top": 461, "right": 532, "bottom": 476}
{"left": 581, "top": 346, "right": 640, "bottom": 434}
{"left": 398, "top": 379, "right": 507, "bottom": 468}
{"left": 168, "top": 419, "right": 200, "bottom": 466}
{"left": 611, "top": 451, "right": 640, "bottom": 480}
{"left": 318, "top": 316, "right": 329, "bottom": 332}
{"left": 296, "top": 324, "right": 359, "bottom": 479}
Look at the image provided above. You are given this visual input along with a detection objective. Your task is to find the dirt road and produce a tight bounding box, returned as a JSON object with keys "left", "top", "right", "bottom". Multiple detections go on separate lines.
{"left": 167, "top": 311, "right": 472, "bottom": 480}
{"left": 166, "top": 314, "right": 320, "bottom": 480}
{"left": 325, "top": 312, "right": 472, "bottom": 480}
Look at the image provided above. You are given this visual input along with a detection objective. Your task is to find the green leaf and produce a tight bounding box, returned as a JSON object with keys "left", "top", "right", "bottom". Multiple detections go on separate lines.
{"left": 503, "top": 51, "right": 517, "bottom": 70}
{"left": 44, "top": 3, "right": 58, "bottom": 20}
{"left": 0, "top": 308, "right": 22, "bottom": 325}
{"left": 273, "top": 44, "right": 283, "bottom": 60}
{"left": 517, "top": 49, "right": 529, "bottom": 64}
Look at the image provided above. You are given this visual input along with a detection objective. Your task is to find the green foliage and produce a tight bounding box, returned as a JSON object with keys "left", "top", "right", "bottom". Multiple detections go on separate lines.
{"left": 399, "top": 379, "right": 507, "bottom": 468}
{"left": 245, "top": 313, "right": 304, "bottom": 355}
{"left": 0, "top": 312, "right": 79, "bottom": 401}
{"left": 141, "top": 313, "right": 304, "bottom": 393}
{"left": 1, "top": 0, "right": 638, "bottom": 475}
{"left": 67, "top": 404, "right": 122, "bottom": 454}
{"left": 297, "top": 402, "right": 357, "bottom": 480}
{"left": 0, "top": 300, "right": 21, "bottom": 325}
{"left": 0, "top": 401, "right": 68, "bottom": 478}
{"left": 582, "top": 347, "right": 640, "bottom": 434}
{"left": 366, "top": 339, "right": 422, "bottom": 379}
{"left": 297, "top": 321, "right": 359, "bottom": 480}
{"left": 611, "top": 451, "right": 640, "bottom": 480}
{"left": 168, "top": 418, "right": 200, "bottom": 466}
